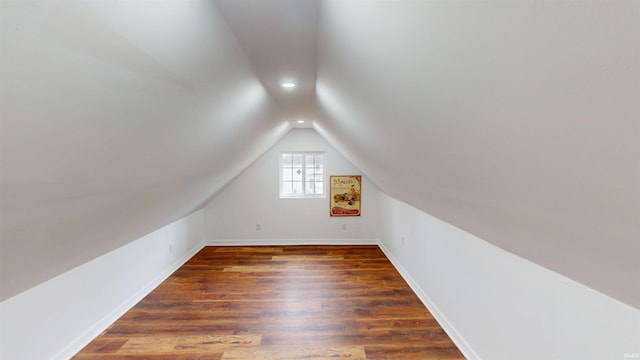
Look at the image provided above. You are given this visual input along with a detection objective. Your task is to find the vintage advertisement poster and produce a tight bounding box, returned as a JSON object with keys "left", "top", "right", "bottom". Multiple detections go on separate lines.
{"left": 330, "top": 175, "right": 361, "bottom": 216}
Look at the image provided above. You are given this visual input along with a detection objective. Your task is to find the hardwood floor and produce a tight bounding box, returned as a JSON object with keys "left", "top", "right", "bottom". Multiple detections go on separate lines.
{"left": 73, "top": 245, "right": 465, "bottom": 359}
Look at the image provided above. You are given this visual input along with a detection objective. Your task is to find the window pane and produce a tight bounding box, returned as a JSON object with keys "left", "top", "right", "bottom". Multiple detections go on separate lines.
{"left": 309, "top": 154, "right": 323, "bottom": 195}
{"left": 282, "top": 181, "right": 293, "bottom": 195}
{"left": 307, "top": 172, "right": 322, "bottom": 182}
{"left": 305, "top": 181, "right": 315, "bottom": 195}
{"left": 305, "top": 154, "right": 314, "bottom": 167}
{"left": 292, "top": 181, "right": 302, "bottom": 194}
{"left": 308, "top": 154, "right": 323, "bottom": 168}
{"left": 307, "top": 181, "right": 324, "bottom": 195}
{"left": 292, "top": 166, "right": 302, "bottom": 181}
{"left": 314, "top": 166, "right": 323, "bottom": 177}
{"left": 282, "top": 167, "right": 293, "bottom": 181}
{"left": 292, "top": 154, "right": 302, "bottom": 166}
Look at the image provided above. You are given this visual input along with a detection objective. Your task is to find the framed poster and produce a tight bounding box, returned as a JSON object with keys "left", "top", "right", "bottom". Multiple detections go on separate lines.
{"left": 330, "top": 175, "right": 361, "bottom": 216}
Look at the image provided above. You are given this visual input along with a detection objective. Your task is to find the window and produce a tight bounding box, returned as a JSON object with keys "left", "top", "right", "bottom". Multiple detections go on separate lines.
{"left": 280, "top": 152, "right": 325, "bottom": 198}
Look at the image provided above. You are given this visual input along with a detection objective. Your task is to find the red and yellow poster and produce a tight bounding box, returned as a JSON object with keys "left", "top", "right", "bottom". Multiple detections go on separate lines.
{"left": 330, "top": 175, "right": 361, "bottom": 216}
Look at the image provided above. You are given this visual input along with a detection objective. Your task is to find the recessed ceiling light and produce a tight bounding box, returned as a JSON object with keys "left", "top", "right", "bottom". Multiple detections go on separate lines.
{"left": 281, "top": 82, "right": 296, "bottom": 88}
{"left": 297, "top": 119, "right": 305, "bottom": 124}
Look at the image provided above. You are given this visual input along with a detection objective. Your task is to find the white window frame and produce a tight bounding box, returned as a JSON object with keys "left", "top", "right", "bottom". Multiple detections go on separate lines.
{"left": 279, "top": 152, "right": 326, "bottom": 198}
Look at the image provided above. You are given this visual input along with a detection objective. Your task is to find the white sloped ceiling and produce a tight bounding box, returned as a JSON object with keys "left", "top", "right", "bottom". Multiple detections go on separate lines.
{"left": 2, "top": 0, "right": 638, "bottom": 312}
{"left": 0, "top": 0, "right": 290, "bottom": 301}
{"left": 315, "top": 0, "right": 639, "bottom": 308}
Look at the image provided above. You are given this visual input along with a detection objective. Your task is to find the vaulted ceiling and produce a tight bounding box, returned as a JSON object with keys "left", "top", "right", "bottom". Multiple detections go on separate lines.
{"left": 1, "top": 0, "right": 638, "bottom": 309}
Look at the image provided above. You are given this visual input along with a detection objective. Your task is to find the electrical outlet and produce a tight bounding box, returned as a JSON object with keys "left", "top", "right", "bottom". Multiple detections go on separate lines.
{"left": 168, "top": 244, "right": 173, "bottom": 253}
{"left": 256, "top": 224, "right": 261, "bottom": 230}
{"left": 342, "top": 224, "right": 347, "bottom": 230}
{"left": 401, "top": 237, "right": 405, "bottom": 246}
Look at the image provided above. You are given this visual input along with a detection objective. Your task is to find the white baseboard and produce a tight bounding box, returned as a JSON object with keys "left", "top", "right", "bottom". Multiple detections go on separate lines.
{"left": 377, "top": 242, "right": 479, "bottom": 360}
{"left": 53, "top": 241, "right": 206, "bottom": 360}
{"left": 54, "top": 239, "right": 470, "bottom": 359}
{"left": 204, "top": 238, "right": 378, "bottom": 246}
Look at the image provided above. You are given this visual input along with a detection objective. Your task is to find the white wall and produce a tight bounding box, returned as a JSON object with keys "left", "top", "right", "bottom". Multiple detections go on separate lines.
{"left": 0, "top": 210, "right": 204, "bottom": 360}
{"left": 378, "top": 193, "right": 640, "bottom": 360}
{"left": 2, "top": 162, "right": 637, "bottom": 360}
{"left": 204, "top": 128, "right": 382, "bottom": 244}
{"left": 1, "top": 0, "right": 288, "bottom": 302}
{"left": 316, "top": 0, "right": 640, "bottom": 310}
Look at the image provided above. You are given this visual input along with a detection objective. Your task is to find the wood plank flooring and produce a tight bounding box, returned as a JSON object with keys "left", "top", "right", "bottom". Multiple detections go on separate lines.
{"left": 73, "top": 245, "right": 465, "bottom": 359}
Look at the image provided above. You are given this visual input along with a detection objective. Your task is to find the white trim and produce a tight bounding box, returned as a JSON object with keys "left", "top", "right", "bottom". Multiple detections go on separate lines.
{"left": 51, "top": 239, "right": 473, "bottom": 360}
{"left": 205, "top": 238, "right": 378, "bottom": 246}
{"left": 52, "top": 241, "right": 206, "bottom": 360}
{"left": 377, "top": 242, "right": 480, "bottom": 360}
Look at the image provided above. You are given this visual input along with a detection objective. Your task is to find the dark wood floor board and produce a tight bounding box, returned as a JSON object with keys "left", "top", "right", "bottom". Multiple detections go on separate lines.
{"left": 73, "top": 245, "right": 464, "bottom": 359}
